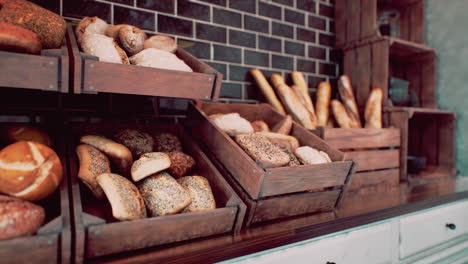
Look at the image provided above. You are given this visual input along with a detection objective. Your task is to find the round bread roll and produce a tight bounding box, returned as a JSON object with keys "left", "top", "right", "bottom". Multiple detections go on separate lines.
{"left": 76, "top": 16, "right": 109, "bottom": 44}
{"left": 129, "top": 48, "right": 192, "bottom": 72}
{"left": 143, "top": 35, "right": 177, "bottom": 53}
{"left": 118, "top": 25, "right": 147, "bottom": 56}
{"left": 177, "top": 176, "right": 215, "bottom": 213}
{"left": 0, "top": 22, "right": 42, "bottom": 54}
{"left": 104, "top": 24, "right": 126, "bottom": 39}
{"left": 0, "top": 141, "right": 62, "bottom": 201}
{"left": 131, "top": 152, "right": 171, "bottom": 182}
{"left": 81, "top": 33, "right": 129, "bottom": 64}
{"left": 251, "top": 120, "right": 270, "bottom": 132}
{"left": 76, "top": 144, "right": 110, "bottom": 199}
{"left": 1, "top": 124, "right": 52, "bottom": 147}
{"left": 294, "top": 146, "right": 329, "bottom": 165}
{"left": 0, "top": 195, "right": 45, "bottom": 240}
{"left": 154, "top": 133, "right": 183, "bottom": 153}
{"left": 167, "top": 152, "right": 196, "bottom": 178}
{"left": 114, "top": 129, "right": 153, "bottom": 159}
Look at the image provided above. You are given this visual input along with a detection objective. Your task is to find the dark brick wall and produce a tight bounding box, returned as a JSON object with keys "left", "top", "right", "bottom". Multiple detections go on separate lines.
{"left": 32, "top": 0, "right": 337, "bottom": 104}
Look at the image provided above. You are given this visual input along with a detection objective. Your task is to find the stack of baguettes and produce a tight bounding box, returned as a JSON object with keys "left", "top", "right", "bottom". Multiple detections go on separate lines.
{"left": 250, "top": 70, "right": 383, "bottom": 129}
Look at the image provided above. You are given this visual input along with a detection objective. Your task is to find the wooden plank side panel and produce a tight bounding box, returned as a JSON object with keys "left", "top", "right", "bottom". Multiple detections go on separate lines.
{"left": 347, "top": 0, "right": 361, "bottom": 44}
{"left": 409, "top": 1, "right": 424, "bottom": 43}
{"left": 348, "top": 169, "right": 400, "bottom": 189}
{"left": 0, "top": 234, "right": 58, "bottom": 264}
{"left": 399, "top": 5, "right": 411, "bottom": 41}
{"left": 388, "top": 111, "right": 409, "bottom": 182}
{"left": 360, "top": 0, "right": 377, "bottom": 40}
{"left": 420, "top": 116, "right": 438, "bottom": 166}
{"left": 320, "top": 128, "right": 400, "bottom": 149}
{"left": 261, "top": 161, "right": 352, "bottom": 197}
{"left": 86, "top": 208, "right": 237, "bottom": 258}
{"left": 335, "top": 0, "right": 347, "bottom": 47}
{"left": 252, "top": 189, "right": 341, "bottom": 223}
{"left": 372, "top": 40, "right": 389, "bottom": 106}
{"left": 355, "top": 44, "right": 372, "bottom": 110}
{"left": 343, "top": 49, "right": 357, "bottom": 87}
{"left": 420, "top": 54, "right": 437, "bottom": 108}
{"left": 66, "top": 24, "right": 84, "bottom": 94}
{"left": 438, "top": 115, "right": 456, "bottom": 170}
{"left": 345, "top": 149, "right": 400, "bottom": 172}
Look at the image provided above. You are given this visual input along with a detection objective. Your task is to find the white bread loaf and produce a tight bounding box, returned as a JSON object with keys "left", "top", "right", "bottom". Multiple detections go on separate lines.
{"left": 76, "top": 16, "right": 108, "bottom": 44}
{"left": 118, "top": 25, "right": 147, "bottom": 56}
{"left": 143, "top": 35, "right": 177, "bottom": 53}
{"left": 294, "top": 146, "right": 330, "bottom": 165}
{"left": 177, "top": 176, "right": 216, "bottom": 213}
{"left": 97, "top": 173, "right": 147, "bottom": 221}
{"left": 209, "top": 112, "right": 254, "bottom": 136}
{"left": 76, "top": 144, "right": 110, "bottom": 199}
{"left": 137, "top": 172, "right": 192, "bottom": 217}
{"left": 131, "top": 152, "right": 171, "bottom": 182}
{"left": 81, "top": 33, "right": 129, "bottom": 64}
{"left": 105, "top": 24, "right": 126, "bottom": 39}
{"left": 129, "top": 48, "right": 192, "bottom": 72}
{"left": 0, "top": 141, "right": 62, "bottom": 201}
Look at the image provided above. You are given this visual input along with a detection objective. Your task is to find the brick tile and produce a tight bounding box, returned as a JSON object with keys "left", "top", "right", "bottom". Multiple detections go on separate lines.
{"left": 178, "top": 0, "right": 210, "bottom": 21}
{"left": 213, "top": 45, "right": 242, "bottom": 63}
{"left": 297, "top": 27, "right": 316, "bottom": 42}
{"left": 199, "top": 0, "right": 226, "bottom": 6}
{"left": 206, "top": 62, "right": 227, "bottom": 78}
{"left": 178, "top": 39, "right": 211, "bottom": 59}
{"left": 158, "top": 15, "right": 193, "bottom": 37}
{"left": 196, "top": 23, "right": 227, "bottom": 43}
{"left": 259, "top": 2, "right": 281, "bottom": 20}
{"left": 106, "top": 0, "right": 132, "bottom": 5}
{"left": 297, "top": 59, "right": 316, "bottom": 73}
{"left": 230, "top": 65, "right": 253, "bottom": 82}
{"left": 319, "top": 62, "right": 337, "bottom": 76}
{"left": 285, "top": 9, "right": 305, "bottom": 25}
{"left": 329, "top": 49, "right": 342, "bottom": 63}
{"left": 258, "top": 35, "right": 281, "bottom": 52}
{"left": 30, "top": 0, "right": 60, "bottom": 14}
{"left": 309, "top": 15, "right": 326, "bottom": 30}
{"left": 308, "top": 46, "right": 326, "bottom": 59}
{"left": 272, "top": 22, "right": 294, "bottom": 38}
{"left": 114, "top": 6, "right": 155, "bottom": 31}
{"left": 285, "top": 41, "right": 305, "bottom": 56}
{"left": 308, "top": 76, "right": 326, "bottom": 88}
{"left": 244, "top": 50, "right": 269, "bottom": 67}
{"left": 220, "top": 83, "right": 242, "bottom": 99}
{"left": 319, "top": 3, "right": 334, "bottom": 18}
{"left": 229, "top": 29, "right": 256, "bottom": 48}
{"left": 319, "top": 33, "right": 335, "bottom": 46}
{"left": 213, "top": 8, "right": 241, "bottom": 28}
{"left": 137, "top": 0, "right": 174, "bottom": 13}
{"left": 245, "top": 15, "right": 269, "bottom": 33}
{"left": 63, "top": 0, "right": 111, "bottom": 21}
{"left": 272, "top": 0, "right": 294, "bottom": 6}
{"left": 229, "top": 0, "right": 256, "bottom": 13}
{"left": 272, "top": 55, "right": 294, "bottom": 70}
{"left": 297, "top": 0, "right": 316, "bottom": 13}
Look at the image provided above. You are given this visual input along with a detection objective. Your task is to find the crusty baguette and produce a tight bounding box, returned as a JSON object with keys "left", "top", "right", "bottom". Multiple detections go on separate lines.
{"left": 76, "top": 144, "right": 110, "bottom": 199}
{"left": 97, "top": 173, "right": 147, "bottom": 221}
{"left": 316, "top": 81, "right": 331, "bottom": 127}
{"left": 295, "top": 146, "right": 329, "bottom": 165}
{"left": 291, "top": 71, "right": 317, "bottom": 116}
{"left": 291, "top": 84, "right": 317, "bottom": 127}
{"left": 177, "top": 176, "right": 216, "bottom": 213}
{"left": 235, "top": 134, "right": 290, "bottom": 168}
{"left": 0, "top": 22, "right": 42, "bottom": 54}
{"left": 80, "top": 135, "right": 133, "bottom": 176}
{"left": 249, "top": 69, "right": 286, "bottom": 115}
{"left": 255, "top": 131, "right": 300, "bottom": 152}
{"left": 338, "top": 75, "right": 362, "bottom": 128}
{"left": 272, "top": 115, "right": 293, "bottom": 135}
{"left": 364, "top": 88, "right": 383, "bottom": 128}
{"left": 131, "top": 152, "right": 171, "bottom": 182}
{"left": 251, "top": 120, "right": 270, "bottom": 132}
{"left": 331, "top": 100, "right": 352, "bottom": 128}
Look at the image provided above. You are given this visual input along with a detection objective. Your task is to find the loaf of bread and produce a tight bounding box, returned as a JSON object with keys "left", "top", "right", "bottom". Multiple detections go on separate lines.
{"left": 254, "top": 131, "right": 300, "bottom": 152}
{"left": 168, "top": 151, "right": 196, "bottom": 178}
{"left": 249, "top": 69, "right": 286, "bottom": 115}
{"left": 0, "top": 195, "right": 45, "bottom": 240}
{"left": 144, "top": 35, "right": 177, "bottom": 53}
{"left": 114, "top": 129, "right": 154, "bottom": 159}
{"left": 316, "top": 81, "right": 331, "bottom": 126}
{"left": 0, "top": 22, "right": 41, "bottom": 53}
{"left": 137, "top": 172, "right": 192, "bottom": 217}
{"left": 1, "top": 124, "right": 52, "bottom": 147}
{"left": 275, "top": 144, "right": 301, "bottom": 166}
{"left": 81, "top": 33, "right": 129, "bottom": 64}
{"left": 251, "top": 120, "right": 270, "bottom": 132}
{"left": 76, "top": 144, "right": 110, "bottom": 199}
{"left": 80, "top": 135, "right": 133, "bottom": 176}
{"left": 291, "top": 71, "right": 316, "bottom": 115}
{"left": 235, "top": 134, "right": 290, "bottom": 168}
{"left": 291, "top": 84, "right": 318, "bottom": 126}
{"left": 154, "top": 133, "right": 183, "bottom": 153}
{"left": 76, "top": 16, "right": 108, "bottom": 44}
{"left": 209, "top": 113, "right": 254, "bottom": 136}
{"left": 118, "top": 25, "right": 147, "bottom": 56}
{"left": 272, "top": 115, "right": 293, "bottom": 135}
{"left": 0, "top": 141, "right": 62, "bottom": 201}
{"left": 105, "top": 24, "right": 125, "bottom": 39}
{"left": 364, "top": 88, "right": 383, "bottom": 129}
{"left": 294, "top": 146, "right": 330, "bottom": 165}
{"left": 338, "top": 75, "right": 362, "bottom": 128}
{"left": 177, "top": 176, "right": 216, "bottom": 213}
{"left": 131, "top": 152, "right": 171, "bottom": 182}
{"left": 97, "top": 173, "right": 147, "bottom": 221}
{"left": 129, "top": 48, "right": 192, "bottom": 72}
{"left": 0, "top": 0, "right": 66, "bottom": 49}
{"left": 331, "top": 100, "right": 352, "bottom": 128}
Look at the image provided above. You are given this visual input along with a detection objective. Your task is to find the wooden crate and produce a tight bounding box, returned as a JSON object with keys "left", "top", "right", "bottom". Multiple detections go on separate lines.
{"left": 335, "top": 0, "right": 425, "bottom": 49}
{"left": 387, "top": 107, "right": 457, "bottom": 185}
{"left": 68, "top": 123, "right": 245, "bottom": 261}
{"left": 0, "top": 38, "right": 69, "bottom": 92}
{"left": 187, "top": 101, "right": 353, "bottom": 200}
{"left": 343, "top": 38, "right": 436, "bottom": 110}
{"left": 0, "top": 123, "right": 72, "bottom": 264}
{"left": 66, "top": 24, "right": 222, "bottom": 100}
{"left": 312, "top": 127, "right": 401, "bottom": 190}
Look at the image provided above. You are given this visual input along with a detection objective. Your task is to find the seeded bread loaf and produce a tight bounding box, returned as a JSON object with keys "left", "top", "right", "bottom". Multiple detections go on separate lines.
{"left": 76, "top": 144, "right": 110, "bottom": 199}
{"left": 114, "top": 129, "right": 154, "bottom": 159}
{"left": 254, "top": 131, "right": 300, "bottom": 152}
{"left": 235, "top": 134, "right": 289, "bottom": 168}
{"left": 177, "top": 176, "right": 215, "bottom": 213}
{"left": 154, "top": 133, "right": 182, "bottom": 153}
{"left": 137, "top": 172, "right": 191, "bottom": 217}
{"left": 275, "top": 144, "right": 301, "bottom": 166}
{"left": 131, "top": 152, "right": 171, "bottom": 182}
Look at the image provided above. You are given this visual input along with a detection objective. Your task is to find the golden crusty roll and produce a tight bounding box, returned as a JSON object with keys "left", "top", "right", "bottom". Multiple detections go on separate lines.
{"left": 338, "top": 75, "right": 362, "bottom": 128}
{"left": 272, "top": 115, "right": 293, "bottom": 135}
{"left": 331, "top": 100, "right": 352, "bottom": 128}
{"left": 316, "top": 81, "right": 331, "bottom": 126}
{"left": 1, "top": 124, "right": 52, "bottom": 147}
{"left": 291, "top": 85, "right": 317, "bottom": 126}
{"left": 0, "top": 141, "right": 62, "bottom": 201}
{"left": 364, "top": 88, "right": 383, "bottom": 128}
{"left": 291, "top": 71, "right": 316, "bottom": 116}
{"left": 0, "top": 22, "right": 41, "bottom": 54}
{"left": 249, "top": 69, "right": 285, "bottom": 115}
{"left": 76, "top": 144, "right": 110, "bottom": 199}
{"left": 76, "top": 16, "right": 109, "bottom": 44}
{"left": 251, "top": 120, "right": 270, "bottom": 132}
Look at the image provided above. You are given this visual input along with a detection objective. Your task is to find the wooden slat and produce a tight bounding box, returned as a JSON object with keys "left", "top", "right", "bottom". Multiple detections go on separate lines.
{"left": 420, "top": 54, "right": 436, "bottom": 108}
{"left": 348, "top": 168, "right": 400, "bottom": 190}
{"left": 399, "top": 5, "right": 411, "bottom": 40}
{"left": 372, "top": 40, "right": 389, "bottom": 105}
{"left": 406, "top": 60, "right": 421, "bottom": 107}
{"left": 345, "top": 149, "right": 400, "bottom": 172}
{"left": 0, "top": 234, "right": 59, "bottom": 264}
{"left": 409, "top": 1, "right": 424, "bottom": 43}
{"left": 343, "top": 49, "right": 356, "bottom": 88}
{"left": 360, "top": 0, "right": 377, "bottom": 40}
{"left": 261, "top": 161, "right": 352, "bottom": 197}
{"left": 388, "top": 111, "right": 409, "bottom": 182}
{"left": 420, "top": 116, "right": 438, "bottom": 166}
{"left": 320, "top": 127, "right": 400, "bottom": 149}
{"left": 438, "top": 115, "right": 456, "bottom": 170}
{"left": 335, "top": 0, "right": 347, "bottom": 46}
{"left": 355, "top": 44, "right": 372, "bottom": 110}
{"left": 347, "top": 0, "right": 361, "bottom": 43}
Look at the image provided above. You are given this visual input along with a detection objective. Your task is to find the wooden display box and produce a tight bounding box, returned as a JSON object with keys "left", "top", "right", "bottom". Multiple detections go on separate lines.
{"left": 186, "top": 101, "right": 354, "bottom": 225}
{"left": 0, "top": 39, "right": 69, "bottom": 92}
{"left": 343, "top": 38, "right": 436, "bottom": 110}
{"left": 335, "top": 0, "right": 425, "bottom": 49}
{"left": 66, "top": 25, "right": 222, "bottom": 100}
{"left": 312, "top": 127, "right": 401, "bottom": 190}
{"left": 0, "top": 123, "right": 72, "bottom": 264}
{"left": 387, "top": 107, "right": 457, "bottom": 185}
{"left": 68, "top": 123, "right": 245, "bottom": 261}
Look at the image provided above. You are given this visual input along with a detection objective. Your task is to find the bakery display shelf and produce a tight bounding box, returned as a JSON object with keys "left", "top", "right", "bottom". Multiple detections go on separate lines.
{"left": 66, "top": 24, "right": 222, "bottom": 100}
{"left": 186, "top": 101, "right": 354, "bottom": 226}
{"left": 67, "top": 123, "right": 245, "bottom": 262}
{"left": 0, "top": 37, "right": 69, "bottom": 93}
{"left": 311, "top": 127, "right": 401, "bottom": 190}
{"left": 387, "top": 107, "right": 457, "bottom": 185}
{"left": 0, "top": 122, "right": 72, "bottom": 264}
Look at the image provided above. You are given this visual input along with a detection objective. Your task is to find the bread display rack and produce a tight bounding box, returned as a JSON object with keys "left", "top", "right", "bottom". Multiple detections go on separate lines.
{"left": 67, "top": 123, "right": 245, "bottom": 261}
{"left": 66, "top": 24, "right": 222, "bottom": 100}
{"left": 187, "top": 101, "right": 354, "bottom": 226}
